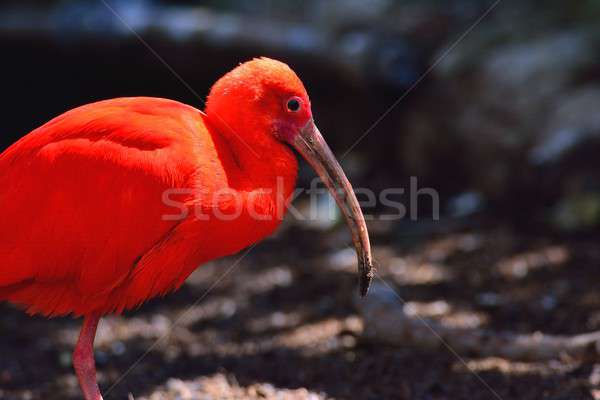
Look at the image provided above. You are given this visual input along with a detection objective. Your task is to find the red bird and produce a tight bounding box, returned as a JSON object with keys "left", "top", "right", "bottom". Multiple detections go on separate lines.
{"left": 0, "top": 58, "right": 373, "bottom": 399}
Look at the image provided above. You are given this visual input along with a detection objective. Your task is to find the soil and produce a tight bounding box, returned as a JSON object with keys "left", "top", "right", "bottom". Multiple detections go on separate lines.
{"left": 1, "top": 219, "right": 599, "bottom": 400}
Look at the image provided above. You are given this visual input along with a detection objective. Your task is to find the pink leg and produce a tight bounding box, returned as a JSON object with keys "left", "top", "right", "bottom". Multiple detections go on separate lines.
{"left": 73, "top": 314, "right": 103, "bottom": 400}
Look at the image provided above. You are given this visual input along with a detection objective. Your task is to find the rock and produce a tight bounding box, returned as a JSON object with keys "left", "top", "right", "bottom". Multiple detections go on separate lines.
{"left": 360, "top": 282, "right": 600, "bottom": 361}
{"left": 292, "top": 192, "right": 341, "bottom": 231}
{"left": 532, "top": 87, "right": 600, "bottom": 163}
{"left": 528, "top": 86, "right": 600, "bottom": 231}
{"left": 454, "top": 32, "right": 596, "bottom": 193}
{"left": 326, "top": 247, "right": 357, "bottom": 271}
{"left": 447, "top": 191, "right": 484, "bottom": 217}
{"left": 551, "top": 192, "right": 600, "bottom": 232}
{"left": 414, "top": 27, "right": 600, "bottom": 228}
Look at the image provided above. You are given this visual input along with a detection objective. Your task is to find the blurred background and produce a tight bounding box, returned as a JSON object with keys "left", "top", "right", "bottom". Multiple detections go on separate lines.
{"left": 2, "top": 1, "right": 600, "bottom": 399}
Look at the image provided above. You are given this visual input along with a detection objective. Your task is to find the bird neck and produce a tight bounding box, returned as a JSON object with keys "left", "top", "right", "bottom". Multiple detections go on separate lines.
{"left": 204, "top": 114, "right": 298, "bottom": 195}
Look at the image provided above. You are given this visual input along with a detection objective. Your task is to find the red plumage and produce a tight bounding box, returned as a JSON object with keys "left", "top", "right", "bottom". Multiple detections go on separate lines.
{"left": 0, "top": 94, "right": 297, "bottom": 316}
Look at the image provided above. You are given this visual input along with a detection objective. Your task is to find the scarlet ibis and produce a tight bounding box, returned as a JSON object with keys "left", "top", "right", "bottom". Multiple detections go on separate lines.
{"left": 0, "top": 58, "right": 373, "bottom": 399}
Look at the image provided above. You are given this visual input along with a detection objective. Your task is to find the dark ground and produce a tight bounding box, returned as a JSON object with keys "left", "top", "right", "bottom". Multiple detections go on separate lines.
{"left": 1, "top": 217, "right": 600, "bottom": 400}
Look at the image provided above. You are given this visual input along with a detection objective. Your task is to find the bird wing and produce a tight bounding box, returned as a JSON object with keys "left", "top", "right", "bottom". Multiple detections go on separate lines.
{"left": 0, "top": 98, "right": 216, "bottom": 310}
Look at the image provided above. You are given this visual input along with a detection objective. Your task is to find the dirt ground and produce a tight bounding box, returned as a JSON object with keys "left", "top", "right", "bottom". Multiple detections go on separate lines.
{"left": 1, "top": 218, "right": 600, "bottom": 400}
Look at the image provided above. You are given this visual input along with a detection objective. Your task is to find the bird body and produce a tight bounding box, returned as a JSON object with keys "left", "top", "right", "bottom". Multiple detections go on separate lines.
{"left": 0, "top": 97, "right": 297, "bottom": 316}
{"left": 0, "top": 58, "right": 372, "bottom": 400}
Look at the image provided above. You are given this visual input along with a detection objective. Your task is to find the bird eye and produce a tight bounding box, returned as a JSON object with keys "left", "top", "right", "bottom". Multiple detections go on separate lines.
{"left": 286, "top": 97, "right": 301, "bottom": 112}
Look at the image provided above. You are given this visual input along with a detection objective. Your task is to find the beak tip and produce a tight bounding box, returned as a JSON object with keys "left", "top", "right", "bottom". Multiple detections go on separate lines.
{"left": 358, "top": 262, "right": 374, "bottom": 297}
{"left": 359, "top": 285, "right": 369, "bottom": 297}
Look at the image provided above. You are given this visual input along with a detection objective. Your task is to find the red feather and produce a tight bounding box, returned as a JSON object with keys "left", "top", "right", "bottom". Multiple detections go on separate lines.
{"left": 0, "top": 95, "right": 298, "bottom": 316}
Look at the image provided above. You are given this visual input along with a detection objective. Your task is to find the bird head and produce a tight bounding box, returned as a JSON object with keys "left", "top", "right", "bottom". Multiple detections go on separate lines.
{"left": 206, "top": 57, "right": 373, "bottom": 296}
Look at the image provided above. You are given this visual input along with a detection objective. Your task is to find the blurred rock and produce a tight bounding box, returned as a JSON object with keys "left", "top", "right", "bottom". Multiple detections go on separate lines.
{"left": 447, "top": 191, "right": 484, "bottom": 217}
{"left": 292, "top": 191, "right": 341, "bottom": 231}
{"left": 533, "top": 87, "right": 600, "bottom": 164}
{"left": 360, "top": 281, "right": 600, "bottom": 361}
{"left": 552, "top": 192, "right": 600, "bottom": 231}
{"left": 452, "top": 31, "right": 596, "bottom": 190}
{"left": 326, "top": 247, "right": 357, "bottom": 271}
{"left": 476, "top": 292, "right": 503, "bottom": 308}
{"left": 421, "top": 25, "right": 600, "bottom": 228}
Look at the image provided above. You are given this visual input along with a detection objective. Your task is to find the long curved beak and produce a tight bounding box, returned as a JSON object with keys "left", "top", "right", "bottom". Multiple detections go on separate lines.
{"left": 290, "top": 119, "right": 374, "bottom": 296}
